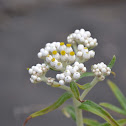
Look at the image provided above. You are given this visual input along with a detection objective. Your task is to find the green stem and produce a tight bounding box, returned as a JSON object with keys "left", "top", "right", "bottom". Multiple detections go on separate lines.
{"left": 73, "top": 97, "right": 84, "bottom": 126}
{"left": 59, "top": 85, "right": 71, "bottom": 92}
{"left": 73, "top": 43, "right": 78, "bottom": 54}
{"left": 80, "top": 77, "right": 99, "bottom": 100}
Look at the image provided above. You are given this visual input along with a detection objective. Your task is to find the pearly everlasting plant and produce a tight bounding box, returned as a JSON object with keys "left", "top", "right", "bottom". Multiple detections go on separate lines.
{"left": 23, "top": 29, "right": 118, "bottom": 126}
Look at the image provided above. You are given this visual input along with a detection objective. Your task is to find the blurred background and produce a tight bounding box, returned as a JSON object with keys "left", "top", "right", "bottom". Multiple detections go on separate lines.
{"left": 0, "top": 0, "right": 126, "bottom": 126}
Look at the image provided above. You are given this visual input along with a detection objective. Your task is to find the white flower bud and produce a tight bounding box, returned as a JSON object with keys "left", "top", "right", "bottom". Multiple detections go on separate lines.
{"left": 70, "top": 67, "right": 76, "bottom": 74}
{"left": 73, "top": 66, "right": 79, "bottom": 71}
{"left": 64, "top": 70, "right": 71, "bottom": 76}
{"left": 65, "top": 76, "right": 72, "bottom": 83}
{"left": 66, "top": 65, "right": 72, "bottom": 71}
{"left": 101, "top": 68, "right": 107, "bottom": 73}
{"left": 31, "top": 75, "right": 37, "bottom": 80}
{"left": 29, "top": 69, "right": 33, "bottom": 74}
{"left": 59, "top": 80, "right": 65, "bottom": 85}
{"left": 78, "top": 63, "right": 84, "bottom": 69}
{"left": 83, "top": 52, "right": 90, "bottom": 59}
{"left": 74, "top": 62, "right": 80, "bottom": 66}
{"left": 81, "top": 67, "right": 87, "bottom": 73}
{"left": 85, "top": 31, "right": 91, "bottom": 37}
{"left": 99, "top": 75, "right": 105, "bottom": 81}
{"left": 78, "top": 44, "right": 84, "bottom": 51}
{"left": 77, "top": 51, "right": 83, "bottom": 57}
{"left": 37, "top": 77, "right": 42, "bottom": 82}
{"left": 30, "top": 78, "right": 34, "bottom": 83}
{"left": 73, "top": 72, "right": 80, "bottom": 79}
{"left": 56, "top": 74, "right": 60, "bottom": 80}
{"left": 46, "top": 55, "right": 52, "bottom": 63}
{"left": 59, "top": 74, "right": 65, "bottom": 80}
{"left": 75, "top": 29, "right": 79, "bottom": 34}
{"left": 89, "top": 50, "right": 95, "bottom": 58}
{"left": 37, "top": 52, "right": 42, "bottom": 58}
{"left": 40, "top": 48, "right": 45, "bottom": 53}
{"left": 42, "top": 50, "right": 49, "bottom": 57}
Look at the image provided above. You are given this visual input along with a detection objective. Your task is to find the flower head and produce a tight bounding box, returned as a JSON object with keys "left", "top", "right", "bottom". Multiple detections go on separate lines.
{"left": 67, "top": 29, "right": 98, "bottom": 48}
{"left": 28, "top": 28, "right": 109, "bottom": 85}
{"left": 91, "top": 62, "right": 111, "bottom": 81}
{"left": 56, "top": 62, "right": 86, "bottom": 85}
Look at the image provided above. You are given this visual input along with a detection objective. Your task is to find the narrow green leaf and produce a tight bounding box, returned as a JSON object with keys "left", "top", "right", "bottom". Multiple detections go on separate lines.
{"left": 70, "top": 82, "right": 80, "bottom": 101}
{"left": 83, "top": 118, "right": 100, "bottom": 126}
{"left": 79, "top": 72, "right": 94, "bottom": 79}
{"left": 79, "top": 100, "right": 119, "bottom": 126}
{"left": 108, "top": 55, "right": 116, "bottom": 69}
{"left": 77, "top": 83, "right": 92, "bottom": 90}
{"left": 76, "top": 72, "right": 94, "bottom": 82}
{"left": 107, "top": 80, "right": 126, "bottom": 111}
{"left": 23, "top": 92, "right": 72, "bottom": 126}
{"left": 100, "top": 102, "right": 126, "bottom": 115}
{"left": 117, "top": 119, "right": 126, "bottom": 126}
{"left": 101, "top": 119, "right": 126, "bottom": 126}
{"left": 62, "top": 105, "right": 76, "bottom": 121}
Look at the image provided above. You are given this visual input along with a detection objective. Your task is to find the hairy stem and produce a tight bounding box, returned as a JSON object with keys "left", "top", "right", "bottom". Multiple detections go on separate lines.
{"left": 59, "top": 85, "right": 71, "bottom": 92}
{"left": 73, "top": 43, "right": 78, "bottom": 53}
{"left": 73, "top": 97, "right": 84, "bottom": 126}
{"left": 80, "top": 77, "right": 99, "bottom": 100}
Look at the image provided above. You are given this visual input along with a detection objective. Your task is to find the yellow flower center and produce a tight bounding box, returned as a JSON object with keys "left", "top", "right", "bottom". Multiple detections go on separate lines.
{"left": 47, "top": 54, "right": 50, "bottom": 57}
{"left": 60, "top": 42, "right": 65, "bottom": 46}
{"left": 52, "top": 50, "right": 57, "bottom": 55}
{"left": 84, "top": 47, "right": 88, "bottom": 49}
{"left": 57, "top": 62, "right": 61, "bottom": 66}
{"left": 70, "top": 51, "right": 75, "bottom": 56}
{"left": 61, "top": 50, "right": 66, "bottom": 55}
{"left": 51, "top": 58, "right": 56, "bottom": 62}
{"left": 66, "top": 44, "right": 71, "bottom": 47}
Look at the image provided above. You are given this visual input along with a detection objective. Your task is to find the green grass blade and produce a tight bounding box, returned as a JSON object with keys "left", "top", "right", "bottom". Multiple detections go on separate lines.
{"left": 100, "top": 102, "right": 126, "bottom": 116}
{"left": 107, "top": 80, "right": 126, "bottom": 111}
{"left": 79, "top": 100, "right": 119, "bottom": 126}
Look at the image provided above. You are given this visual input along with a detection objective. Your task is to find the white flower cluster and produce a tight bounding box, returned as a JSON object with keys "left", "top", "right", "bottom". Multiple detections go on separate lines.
{"left": 29, "top": 63, "right": 49, "bottom": 83}
{"left": 76, "top": 44, "right": 95, "bottom": 62}
{"left": 28, "top": 28, "right": 100, "bottom": 85}
{"left": 67, "top": 29, "right": 98, "bottom": 48}
{"left": 37, "top": 42, "right": 77, "bottom": 70}
{"left": 91, "top": 62, "right": 111, "bottom": 81}
{"left": 56, "top": 62, "right": 86, "bottom": 85}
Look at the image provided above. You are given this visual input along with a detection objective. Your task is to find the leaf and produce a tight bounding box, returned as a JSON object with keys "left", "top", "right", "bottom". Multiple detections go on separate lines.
{"left": 62, "top": 105, "right": 76, "bottom": 121}
{"left": 101, "top": 119, "right": 126, "bottom": 126}
{"left": 100, "top": 102, "right": 126, "bottom": 115}
{"left": 23, "top": 92, "right": 72, "bottom": 126}
{"left": 108, "top": 55, "right": 116, "bottom": 69}
{"left": 70, "top": 82, "right": 80, "bottom": 101}
{"left": 117, "top": 119, "right": 126, "bottom": 126}
{"left": 107, "top": 80, "right": 126, "bottom": 111}
{"left": 79, "top": 100, "right": 119, "bottom": 126}
{"left": 76, "top": 72, "right": 94, "bottom": 82}
{"left": 83, "top": 118, "right": 100, "bottom": 126}
{"left": 77, "top": 83, "right": 92, "bottom": 90}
